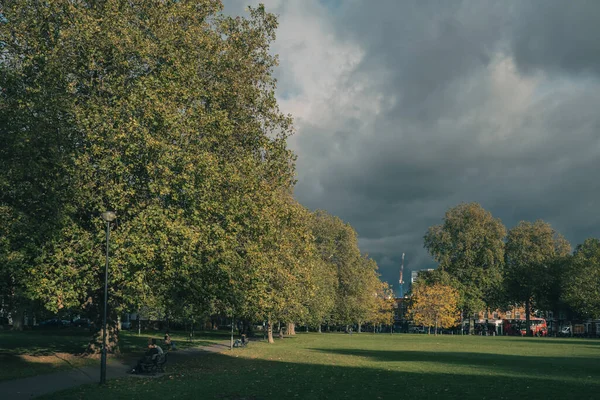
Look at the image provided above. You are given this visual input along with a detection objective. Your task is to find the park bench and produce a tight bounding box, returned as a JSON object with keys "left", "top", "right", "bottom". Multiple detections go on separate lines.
{"left": 138, "top": 352, "right": 168, "bottom": 374}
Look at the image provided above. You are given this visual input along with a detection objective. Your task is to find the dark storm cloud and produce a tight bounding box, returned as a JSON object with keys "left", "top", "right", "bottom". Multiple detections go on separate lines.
{"left": 288, "top": 1, "right": 600, "bottom": 289}
{"left": 222, "top": 1, "right": 600, "bottom": 290}
{"left": 511, "top": 0, "right": 600, "bottom": 77}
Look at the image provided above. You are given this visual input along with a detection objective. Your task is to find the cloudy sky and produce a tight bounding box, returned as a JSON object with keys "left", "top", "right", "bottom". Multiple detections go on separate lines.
{"left": 223, "top": 0, "right": 600, "bottom": 292}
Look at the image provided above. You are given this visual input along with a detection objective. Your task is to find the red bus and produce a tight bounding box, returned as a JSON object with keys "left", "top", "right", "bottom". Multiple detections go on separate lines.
{"left": 502, "top": 318, "right": 548, "bottom": 337}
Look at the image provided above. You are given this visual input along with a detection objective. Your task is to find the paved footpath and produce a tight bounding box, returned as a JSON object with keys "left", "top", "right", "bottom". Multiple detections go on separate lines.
{"left": 0, "top": 341, "right": 231, "bottom": 400}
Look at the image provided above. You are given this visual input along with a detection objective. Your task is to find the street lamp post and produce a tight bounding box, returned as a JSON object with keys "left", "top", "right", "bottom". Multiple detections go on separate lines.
{"left": 100, "top": 211, "right": 116, "bottom": 385}
{"left": 230, "top": 314, "right": 234, "bottom": 350}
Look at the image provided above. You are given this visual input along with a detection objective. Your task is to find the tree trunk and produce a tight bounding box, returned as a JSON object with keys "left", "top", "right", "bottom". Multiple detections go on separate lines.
{"left": 87, "top": 323, "right": 119, "bottom": 355}
{"left": 358, "top": 322, "right": 361, "bottom": 333}
{"left": 287, "top": 322, "right": 296, "bottom": 335}
{"left": 267, "top": 319, "right": 274, "bottom": 344}
{"left": 435, "top": 318, "right": 438, "bottom": 336}
{"left": 318, "top": 324, "right": 322, "bottom": 333}
{"left": 525, "top": 299, "right": 531, "bottom": 337}
{"left": 460, "top": 311, "right": 464, "bottom": 336}
{"left": 11, "top": 308, "right": 24, "bottom": 331}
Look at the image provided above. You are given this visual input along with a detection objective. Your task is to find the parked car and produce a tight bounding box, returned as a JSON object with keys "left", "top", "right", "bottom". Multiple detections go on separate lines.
{"left": 121, "top": 321, "right": 132, "bottom": 330}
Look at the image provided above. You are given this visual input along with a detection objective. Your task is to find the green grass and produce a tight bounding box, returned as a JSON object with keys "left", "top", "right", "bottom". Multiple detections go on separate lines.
{"left": 119, "top": 329, "right": 228, "bottom": 355}
{"left": 0, "top": 329, "right": 228, "bottom": 382}
{"left": 40, "top": 333, "right": 600, "bottom": 400}
{"left": 0, "top": 329, "right": 94, "bottom": 381}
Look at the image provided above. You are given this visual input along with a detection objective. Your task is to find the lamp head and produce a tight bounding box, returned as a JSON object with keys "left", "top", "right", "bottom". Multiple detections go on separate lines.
{"left": 101, "top": 211, "right": 117, "bottom": 222}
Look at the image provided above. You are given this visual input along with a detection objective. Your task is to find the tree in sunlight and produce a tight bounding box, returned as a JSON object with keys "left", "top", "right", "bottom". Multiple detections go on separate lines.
{"left": 408, "top": 282, "right": 460, "bottom": 334}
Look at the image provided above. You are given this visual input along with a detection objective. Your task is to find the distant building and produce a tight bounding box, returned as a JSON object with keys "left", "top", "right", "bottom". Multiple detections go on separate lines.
{"left": 410, "top": 271, "right": 418, "bottom": 284}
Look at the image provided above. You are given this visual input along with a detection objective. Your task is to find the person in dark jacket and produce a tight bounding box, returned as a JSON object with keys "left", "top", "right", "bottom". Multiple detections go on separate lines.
{"left": 129, "top": 339, "right": 163, "bottom": 374}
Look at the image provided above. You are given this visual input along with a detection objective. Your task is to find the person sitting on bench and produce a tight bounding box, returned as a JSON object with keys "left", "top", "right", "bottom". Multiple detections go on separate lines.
{"left": 130, "top": 339, "right": 163, "bottom": 374}
{"left": 164, "top": 332, "right": 176, "bottom": 350}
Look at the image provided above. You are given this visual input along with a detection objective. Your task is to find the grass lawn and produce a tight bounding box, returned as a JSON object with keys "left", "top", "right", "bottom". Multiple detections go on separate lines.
{"left": 0, "top": 328, "right": 228, "bottom": 382}
{"left": 0, "top": 329, "right": 94, "bottom": 382}
{"left": 118, "top": 329, "right": 229, "bottom": 355}
{"left": 39, "top": 333, "right": 600, "bottom": 400}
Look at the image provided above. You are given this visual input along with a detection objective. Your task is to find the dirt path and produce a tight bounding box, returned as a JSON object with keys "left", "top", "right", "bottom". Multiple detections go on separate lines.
{"left": 0, "top": 341, "right": 231, "bottom": 400}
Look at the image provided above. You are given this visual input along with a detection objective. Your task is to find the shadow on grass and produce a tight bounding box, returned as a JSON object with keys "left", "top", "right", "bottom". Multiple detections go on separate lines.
{"left": 311, "top": 347, "right": 600, "bottom": 378}
{"left": 0, "top": 353, "right": 91, "bottom": 382}
{"left": 0, "top": 329, "right": 228, "bottom": 378}
{"left": 0, "top": 329, "right": 91, "bottom": 355}
{"left": 42, "top": 348, "right": 600, "bottom": 400}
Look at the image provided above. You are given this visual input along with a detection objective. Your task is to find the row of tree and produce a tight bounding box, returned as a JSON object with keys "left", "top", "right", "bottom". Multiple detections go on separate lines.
{"left": 0, "top": 0, "right": 392, "bottom": 347}
{"left": 412, "top": 202, "right": 600, "bottom": 336}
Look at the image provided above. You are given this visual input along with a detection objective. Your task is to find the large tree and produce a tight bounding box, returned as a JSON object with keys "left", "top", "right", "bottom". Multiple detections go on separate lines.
{"left": 0, "top": 1, "right": 295, "bottom": 344}
{"left": 303, "top": 257, "right": 336, "bottom": 332}
{"left": 504, "top": 220, "right": 571, "bottom": 336}
{"left": 424, "top": 203, "right": 506, "bottom": 330}
{"left": 309, "top": 210, "right": 383, "bottom": 331}
{"left": 562, "top": 238, "right": 600, "bottom": 319}
{"left": 236, "top": 194, "right": 318, "bottom": 343}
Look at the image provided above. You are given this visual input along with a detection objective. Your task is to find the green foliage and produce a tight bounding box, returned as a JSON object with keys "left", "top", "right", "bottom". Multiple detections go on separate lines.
{"left": 0, "top": 1, "right": 390, "bottom": 344}
{"left": 0, "top": 1, "right": 295, "bottom": 321}
{"left": 303, "top": 257, "right": 337, "bottom": 329}
{"left": 504, "top": 220, "right": 571, "bottom": 321}
{"left": 236, "top": 195, "right": 317, "bottom": 324}
{"left": 563, "top": 238, "right": 600, "bottom": 319}
{"left": 423, "top": 203, "right": 506, "bottom": 315}
{"left": 422, "top": 203, "right": 600, "bottom": 322}
{"left": 309, "top": 210, "right": 383, "bottom": 327}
